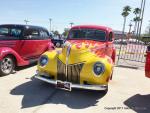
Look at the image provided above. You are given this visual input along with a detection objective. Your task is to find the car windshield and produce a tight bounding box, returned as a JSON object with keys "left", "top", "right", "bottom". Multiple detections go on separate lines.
{"left": 68, "top": 29, "right": 106, "bottom": 41}
{"left": 0, "top": 26, "right": 22, "bottom": 37}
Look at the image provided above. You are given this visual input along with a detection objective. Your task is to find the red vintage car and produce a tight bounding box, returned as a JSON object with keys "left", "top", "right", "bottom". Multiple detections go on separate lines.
{"left": 145, "top": 45, "right": 150, "bottom": 78}
{"left": 0, "top": 24, "right": 54, "bottom": 76}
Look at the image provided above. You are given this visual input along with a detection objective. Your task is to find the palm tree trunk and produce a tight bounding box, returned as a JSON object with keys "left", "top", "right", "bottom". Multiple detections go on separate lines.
{"left": 134, "top": 21, "right": 137, "bottom": 36}
{"left": 122, "top": 17, "right": 126, "bottom": 38}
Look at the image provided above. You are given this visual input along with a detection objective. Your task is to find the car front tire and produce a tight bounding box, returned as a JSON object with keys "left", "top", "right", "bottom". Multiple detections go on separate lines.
{"left": 0, "top": 56, "right": 15, "bottom": 76}
{"left": 56, "top": 42, "right": 61, "bottom": 48}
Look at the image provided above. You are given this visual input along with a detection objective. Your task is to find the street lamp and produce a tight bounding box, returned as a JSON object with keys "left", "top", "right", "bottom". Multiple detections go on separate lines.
{"left": 138, "top": 0, "right": 146, "bottom": 37}
{"left": 49, "top": 18, "right": 52, "bottom": 32}
{"left": 128, "top": 21, "right": 133, "bottom": 33}
{"left": 148, "top": 20, "right": 150, "bottom": 35}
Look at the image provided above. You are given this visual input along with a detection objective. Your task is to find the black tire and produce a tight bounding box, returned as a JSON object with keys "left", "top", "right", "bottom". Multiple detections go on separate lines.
{"left": 56, "top": 42, "right": 61, "bottom": 48}
{"left": 0, "top": 56, "right": 15, "bottom": 76}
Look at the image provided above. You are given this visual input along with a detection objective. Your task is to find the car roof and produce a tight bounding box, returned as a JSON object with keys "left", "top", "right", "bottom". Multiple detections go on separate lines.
{"left": 0, "top": 24, "right": 48, "bottom": 31}
{"left": 71, "top": 25, "right": 112, "bottom": 32}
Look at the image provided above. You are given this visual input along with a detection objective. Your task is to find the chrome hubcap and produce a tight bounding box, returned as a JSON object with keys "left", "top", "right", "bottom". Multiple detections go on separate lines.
{"left": 1, "top": 58, "right": 13, "bottom": 74}
{"left": 56, "top": 42, "right": 60, "bottom": 47}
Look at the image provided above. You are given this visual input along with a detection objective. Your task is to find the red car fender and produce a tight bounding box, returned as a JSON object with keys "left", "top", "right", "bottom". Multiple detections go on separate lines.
{"left": 111, "top": 48, "right": 116, "bottom": 63}
{"left": 47, "top": 42, "right": 55, "bottom": 51}
{"left": 0, "top": 47, "right": 29, "bottom": 66}
{"left": 145, "top": 48, "right": 150, "bottom": 78}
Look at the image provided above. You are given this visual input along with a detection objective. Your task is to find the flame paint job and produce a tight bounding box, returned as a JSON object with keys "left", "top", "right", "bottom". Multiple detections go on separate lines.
{"left": 37, "top": 25, "right": 116, "bottom": 86}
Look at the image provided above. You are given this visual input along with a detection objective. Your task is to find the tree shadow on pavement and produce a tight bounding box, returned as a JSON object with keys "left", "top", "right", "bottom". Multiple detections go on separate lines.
{"left": 124, "top": 94, "right": 150, "bottom": 113}
{"left": 10, "top": 78, "right": 107, "bottom": 109}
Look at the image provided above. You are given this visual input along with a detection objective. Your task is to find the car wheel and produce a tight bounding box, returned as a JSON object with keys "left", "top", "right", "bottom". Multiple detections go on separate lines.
{"left": 0, "top": 56, "right": 15, "bottom": 76}
{"left": 56, "top": 42, "right": 61, "bottom": 47}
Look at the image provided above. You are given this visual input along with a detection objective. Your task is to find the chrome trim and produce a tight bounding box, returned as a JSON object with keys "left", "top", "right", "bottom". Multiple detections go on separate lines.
{"left": 34, "top": 75, "right": 107, "bottom": 91}
{"left": 65, "top": 43, "right": 72, "bottom": 80}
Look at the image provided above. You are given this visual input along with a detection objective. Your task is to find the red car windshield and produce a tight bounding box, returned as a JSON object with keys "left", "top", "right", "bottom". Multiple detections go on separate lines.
{"left": 68, "top": 29, "right": 106, "bottom": 41}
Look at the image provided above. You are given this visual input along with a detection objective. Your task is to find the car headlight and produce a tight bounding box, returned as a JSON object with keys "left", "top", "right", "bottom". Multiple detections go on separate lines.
{"left": 93, "top": 62, "right": 105, "bottom": 76}
{"left": 39, "top": 55, "right": 48, "bottom": 67}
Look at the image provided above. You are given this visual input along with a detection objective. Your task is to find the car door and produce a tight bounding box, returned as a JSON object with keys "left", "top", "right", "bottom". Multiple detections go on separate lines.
{"left": 37, "top": 28, "right": 51, "bottom": 55}
{"left": 19, "top": 27, "right": 41, "bottom": 60}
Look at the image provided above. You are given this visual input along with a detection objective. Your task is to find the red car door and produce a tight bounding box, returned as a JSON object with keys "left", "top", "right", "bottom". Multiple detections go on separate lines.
{"left": 19, "top": 27, "right": 50, "bottom": 60}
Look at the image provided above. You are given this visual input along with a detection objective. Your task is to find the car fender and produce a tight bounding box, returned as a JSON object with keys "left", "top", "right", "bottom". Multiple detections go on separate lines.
{"left": 47, "top": 42, "right": 55, "bottom": 51}
{"left": 111, "top": 48, "right": 116, "bottom": 63}
{"left": 0, "top": 47, "right": 29, "bottom": 66}
{"left": 145, "top": 46, "right": 150, "bottom": 78}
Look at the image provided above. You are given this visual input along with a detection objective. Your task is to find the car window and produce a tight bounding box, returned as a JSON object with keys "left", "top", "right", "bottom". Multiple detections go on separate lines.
{"left": 10, "top": 28, "right": 22, "bottom": 37}
{"left": 0, "top": 27, "right": 9, "bottom": 35}
{"left": 24, "top": 28, "right": 39, "bottom": 38}
{"left": 95, "top": 30, "right": 106, "bottom": 41}
{"left": 68, "top": 29, "right": 106, "bottom": 41}
{"left": 0, "top": 26, "right": 22, "bottom": 40}
{"left": 40, "top": 30, "right": 49, "bottom": 39}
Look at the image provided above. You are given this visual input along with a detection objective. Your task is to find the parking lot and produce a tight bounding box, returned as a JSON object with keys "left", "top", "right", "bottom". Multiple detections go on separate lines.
{"left": 0, "top": 64, "right": 150, "bottom": 113}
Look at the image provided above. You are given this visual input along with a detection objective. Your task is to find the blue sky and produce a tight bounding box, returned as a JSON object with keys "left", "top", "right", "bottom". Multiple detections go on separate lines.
{"left": 0, "top": 0, "right": 149, "bottom": 33}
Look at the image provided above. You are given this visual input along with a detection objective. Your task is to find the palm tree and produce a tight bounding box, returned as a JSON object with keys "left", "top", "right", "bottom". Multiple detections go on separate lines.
{"left": 117, "top": 6, "right": 131, "bottom": 65}
{"left": 133, "top": 8, "right": 141, "bottom": 36}
{"left": 69, "top": 22, "right": 74, "bottom": 28}
{"left": 133, "top": 16, "right": 141, "bottom": 35}
{"left": 121, "top": 6, "right": 131, "bottom": 36}
{"left": 133, "top": 8, "right": 141, "bottom": 16}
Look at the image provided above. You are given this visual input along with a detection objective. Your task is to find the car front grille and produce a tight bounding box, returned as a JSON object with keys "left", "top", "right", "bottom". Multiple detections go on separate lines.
{"left": 57, "top": 59, "right": 84, "bottom": 84}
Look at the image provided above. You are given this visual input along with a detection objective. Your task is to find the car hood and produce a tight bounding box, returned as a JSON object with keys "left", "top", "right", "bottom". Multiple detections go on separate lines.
{"left": 59, "top": 40, "right": 106, "bottom": 64}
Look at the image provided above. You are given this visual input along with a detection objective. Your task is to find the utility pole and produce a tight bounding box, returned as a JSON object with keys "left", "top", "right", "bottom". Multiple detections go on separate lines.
{"left": 49, "top": 18, "right": 52, "bottom": 32}
{"left": 148, "top": 20, "right": 150, "bottom": 35}
{"left": 128, "top": 22, "right": 133, "bottom": 33}
{"left": 24, "top": 19, "right": 29, "bottom": 25}
{"left": 70, "top": 22, "right": 74, "bottom": 28}
{"left": 138, "top": 0, "right": 146, "bottom": 37}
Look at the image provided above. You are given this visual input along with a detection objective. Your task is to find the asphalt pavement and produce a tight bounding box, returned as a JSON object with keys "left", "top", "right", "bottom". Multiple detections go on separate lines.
{"left": 0, "top": 64, "right": 150, "bottom": 113}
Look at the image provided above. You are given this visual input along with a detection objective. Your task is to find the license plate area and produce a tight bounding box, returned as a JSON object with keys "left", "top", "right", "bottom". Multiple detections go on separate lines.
{"left": 56, "top": 80, "right": 71, "bottom": 91}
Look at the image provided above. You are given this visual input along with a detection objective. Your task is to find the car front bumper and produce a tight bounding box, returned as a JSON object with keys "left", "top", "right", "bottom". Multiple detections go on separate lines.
{"left": 34, "top": 72, "right": 108, "bottom": 91}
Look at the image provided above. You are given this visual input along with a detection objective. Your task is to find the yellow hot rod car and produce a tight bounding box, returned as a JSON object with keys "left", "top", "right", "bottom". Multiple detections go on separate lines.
{"left": 35, "top": 25, "right": 116, "bottom": 91}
